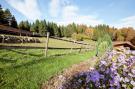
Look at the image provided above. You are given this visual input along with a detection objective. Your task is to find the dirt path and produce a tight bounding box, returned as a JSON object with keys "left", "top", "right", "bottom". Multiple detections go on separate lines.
{"left": 41, "top": 57, "right": 98, "bottom": 89}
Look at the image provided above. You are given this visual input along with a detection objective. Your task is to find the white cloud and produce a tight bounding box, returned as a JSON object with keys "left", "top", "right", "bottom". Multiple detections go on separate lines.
{"left": 57, "top": 15, "right": 103, "bottom": 26}
{"left": 77, "top": 15, "right": 103, "bottom": 26}
{"left": 121, "top": 16, "right": 135, "bottom": 25}
{"left": 49, "top": 0, "right": 71, "bottom": 17}
{"left": 112, "top": 16, "right": 135, "bottom": 28}
{"left": 5, "top": 0, "right": 42, "bottom": 21}
{"left": 49, "top": 0, "right": 60, "bottom": 17}
{"left": 49, "top": 0, "right": 103, "bottom": 26}
{"left": 57, "top": 5, "right": 103, "bottom": 26}
{"left": 62, "top": 5, "right": 78, "bottom": 19}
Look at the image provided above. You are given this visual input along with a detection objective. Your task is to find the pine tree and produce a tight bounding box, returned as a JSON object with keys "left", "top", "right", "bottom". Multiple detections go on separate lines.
{"left": 47, "top": 22, "right": 54, "bottom": 36}
{"left": 30, "top": 23, "right": 38, "bottom": 36}
{"left": 43, "top": 20, "right": 47, "bottom": 35}
{"left": 24, "top": 20, "right": 30, "bottom": 31}
{"left": 52, "top": 23, "right": 59, "bottom": 37}
{"left": 0, "top": 5, "right": 5, "bottom": 24}
{"left": 11, "top": 15, "right": 18, "bottom": 28}
{"left": 18, "top": 21, "right": 25, "bottom": 30}
{"left": 35, "top": 19, "right": 40, "bottom": 33}
{"left": 4, "top": 9, "right": 12, "bottom": 26}
{"left": 38, "top": 21, "right": 45, "bottom": 36}
{"left": 19, "top": 21, "right": 30, "bottom": 31}
{"left": 59, "top": 26, "right": 65, "bottom": 37}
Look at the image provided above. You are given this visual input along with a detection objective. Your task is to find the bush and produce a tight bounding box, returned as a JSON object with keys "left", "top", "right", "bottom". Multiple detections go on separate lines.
{"left": 96, "top": 34, "right": 112, "bottom": 56}
{"left": 117, "top": 35, "right": 125, "bottom": 41}
{"left": 130, "top": 36, "right": 135, "bottom": 45}
{"left": 72, "top": 33, "right": 89, "bottom": 41}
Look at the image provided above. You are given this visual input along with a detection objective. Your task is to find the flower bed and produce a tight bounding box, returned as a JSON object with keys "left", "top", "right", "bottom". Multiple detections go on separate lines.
{"left": 61, "top": 47, "right": 135, "bottom": 89}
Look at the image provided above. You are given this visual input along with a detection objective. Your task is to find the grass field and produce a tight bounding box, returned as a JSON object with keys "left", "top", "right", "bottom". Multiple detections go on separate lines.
{"left": 0, "top": 35, "right": 97, "bottom": 89}
{"left": 0, "top": 49, "right": 96, "bottom": 89}
{"left": 0, "top": 49, "right": 79, "bottom": 68}
{"left": 0, "top": 35, "right": 95, "bottom": 48}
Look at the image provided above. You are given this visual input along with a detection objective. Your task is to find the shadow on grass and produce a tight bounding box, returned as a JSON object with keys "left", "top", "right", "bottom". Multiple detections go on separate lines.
{"left": 0, "top": 49, "right": 83, "bottom": 69}
{"left": 6, "top": 49, "right": 43, "bottom": 57}
{"left": 0, "top": 45, "right": 81, "bottom": 49}
{"left": 0, "top": 57, "right": 17, "bottom": 63}
{"left": 5, "top": 52, "right": 77, "bottom": 69}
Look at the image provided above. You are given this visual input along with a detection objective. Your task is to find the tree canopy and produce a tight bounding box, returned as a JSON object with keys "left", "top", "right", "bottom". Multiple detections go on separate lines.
{"left": 0, "top": 5, "right": 17, "bottom": 28}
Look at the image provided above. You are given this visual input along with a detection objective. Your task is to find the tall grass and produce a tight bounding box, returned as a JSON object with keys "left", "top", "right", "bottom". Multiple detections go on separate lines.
{"left": 96, "top": 34, "right": 112, "bottom": 56}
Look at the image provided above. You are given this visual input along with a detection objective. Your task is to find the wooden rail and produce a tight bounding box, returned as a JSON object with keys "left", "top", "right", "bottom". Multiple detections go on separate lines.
{"left": 50, "top": 36, "right": 90, "bottom": 45}
{"left": 113, "top": 41, "right": 135, "bottom": 50}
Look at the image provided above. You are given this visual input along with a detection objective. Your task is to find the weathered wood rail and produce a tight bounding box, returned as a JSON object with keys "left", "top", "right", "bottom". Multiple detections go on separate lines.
{"left": 0, "top": 46, "right": 81, "bottom": 49}
{"left": 113, "top": 41, "right": 135, "bottom": 50}
{"left": 50, "top": 36, "right": 90, "bottom": 45}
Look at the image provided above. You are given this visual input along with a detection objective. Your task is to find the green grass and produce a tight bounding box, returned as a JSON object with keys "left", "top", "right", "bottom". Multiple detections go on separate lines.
{"left": 0, "top": 35, "right": 95, "bottom": 48}
{"left": 0, "top": 49, "right": 95, "bottom": 89}
{"left": 0, "top": 49, "right": 81, "bottom": 68}
{"left": 0, "top": 38, "right": 82, "bottom": 48}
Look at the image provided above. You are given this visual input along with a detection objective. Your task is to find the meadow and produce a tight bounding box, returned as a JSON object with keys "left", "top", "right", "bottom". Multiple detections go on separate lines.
{"left": 0, "top": 2, "right": 135, "bottom": 88}
{"left": 0, "top": 49, "right": 96, "bottom": 89}
{"left": 0, "top": 35, "right": 95, "bottom": 49}
{"left": 0, "top": 36, "right": 96, "bottom": 89}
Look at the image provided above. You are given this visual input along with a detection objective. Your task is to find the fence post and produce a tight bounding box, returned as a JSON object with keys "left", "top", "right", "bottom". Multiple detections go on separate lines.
{"left": 70, "top": 40, "right": 72, "bottom": 53}
{"left": 45, "top": 32, "right": 50, "bottom": 57}
{"left": 73, "top": 40, "right": 76, "bottom": 52}
{"left": 35, "top": 37, "right": 36, "bottom": 43}
{"left": 2, "top": 35, "right": 5, "bottom": 43}
{"left": 19, "top": 29, "right": 21, "bottom": 37}
{"left": 86, "top": 44, "right": 89, "bottom": 51}
{"left": 79, "top": 45, "right": 82, "bottom": 53}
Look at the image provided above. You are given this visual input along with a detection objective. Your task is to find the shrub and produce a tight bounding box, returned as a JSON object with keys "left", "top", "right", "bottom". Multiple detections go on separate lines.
{"left": 130, "top": 36, "right": 135, "bottom": 45}
{"left": 117, "top": 35, "right": 125, "bottom": 41}
{"left": 72, "top": 33, "right": 89, "bottom": 41}
{"left": 96, "top": 34, "right": 112, "bottom": 56}
{"left": 61, "top": 47, "right": 135, "bottom": 89}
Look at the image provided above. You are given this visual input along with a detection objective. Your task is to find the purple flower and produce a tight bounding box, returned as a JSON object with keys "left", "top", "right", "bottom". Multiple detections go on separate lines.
{"left": 100, "top": 60, "right": 107, "bottom": 66}
{"left": 105, "top": 68, "right": 110, "bottom": 74}
{"left": 86, "top": 70, "right": 100, "bottom": 83}
{"left": 131, "top": 81, "right": 135, "bottom": 86}
{"left": 123, "top": 77, "right": 130, "bottom": 83}
{"left": 61, "top": 49, "right": 135, "bottom": 89}
{"left": 117, "top": 54, "right": 126, "bottom": 64}
{"left": 132, "top": 51, "right": 135, "bottom": 55}
{"left": 131, "top": 69, "right": 135, "bottom": 74}
{"left": 109, "top": 87, "right": 115, "bottom": 89}
{"left": 100, "top": 74, "right": 104, "bottom": 79}
{"left": 78, "top": 79, "right": 82, "bottom": 83}
{"left": 126, "top": 56, "right": 135, "bottom": 67}
{"left": 109, "top": 79, "right": 115, "bottom": 86}
{"left": 110, "top": 63, "right": 117, "bottom": 73}
{"left": 125, "top": 50, "right": 131, "bottom": 54}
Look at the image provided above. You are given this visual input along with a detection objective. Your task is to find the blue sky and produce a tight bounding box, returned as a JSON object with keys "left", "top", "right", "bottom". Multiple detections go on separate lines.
{"left": 0, "top": 0, "right": 135, "bottom": 28}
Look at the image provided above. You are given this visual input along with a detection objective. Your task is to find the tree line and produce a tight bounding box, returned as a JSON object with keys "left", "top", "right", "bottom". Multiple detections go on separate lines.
{"left": 0, "top": 5, "right": 135, "bottom": 44}
{"left": 0, "top": 5, "right": 17, "bottom": 28}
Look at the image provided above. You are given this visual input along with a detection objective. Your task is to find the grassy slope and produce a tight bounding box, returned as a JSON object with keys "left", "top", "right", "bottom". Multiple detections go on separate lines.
{"left": 0, "top": 35, "right": 96, "bottom": 89}
{"left": 0, "top": 49, "right": 78, "bottom": 68}
{"left": 0, "top": 34, "right": 96, "bottom": 48}
{"left": 0, "top": 36, "right": 82, "bottom": 48}
{"left": 0, "top": 49, "right": 95, "bottom": 89}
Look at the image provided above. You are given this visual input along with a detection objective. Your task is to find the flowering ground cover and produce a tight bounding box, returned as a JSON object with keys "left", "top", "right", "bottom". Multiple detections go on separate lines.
{"left": 60, "top": 46, "right": 135, "bottom": 89}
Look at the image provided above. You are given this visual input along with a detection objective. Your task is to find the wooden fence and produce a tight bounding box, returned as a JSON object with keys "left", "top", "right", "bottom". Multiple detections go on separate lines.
{"left": 0, "top": 33, "right": 95, "bottom": 57}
